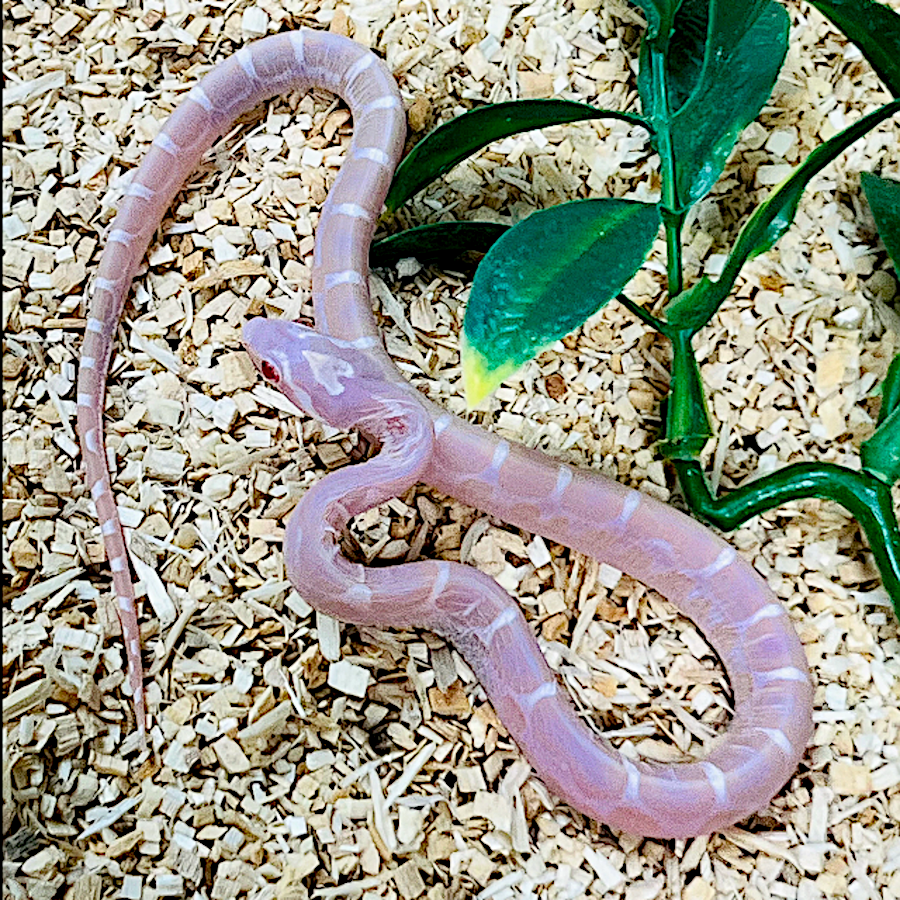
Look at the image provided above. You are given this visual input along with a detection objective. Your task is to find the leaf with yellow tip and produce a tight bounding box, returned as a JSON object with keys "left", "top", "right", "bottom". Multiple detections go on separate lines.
{"left": 461, "top": 198, "right": 661, "bottom": 406}
{"left": 461, "top": 334, "right": 521, "bottom": 409}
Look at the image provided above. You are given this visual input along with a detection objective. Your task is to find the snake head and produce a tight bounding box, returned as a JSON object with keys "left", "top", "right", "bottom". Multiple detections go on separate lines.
{"left": 242, "top": 317, "right": 394, "bottom": 430}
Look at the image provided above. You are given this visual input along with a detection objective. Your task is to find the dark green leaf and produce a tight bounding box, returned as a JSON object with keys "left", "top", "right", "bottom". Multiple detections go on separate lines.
{"left": 663, "top": 276, "right": 725, "bottom": 333}
{"left": 877, "top": 352, "right": 900, "bottom": 427}
{"left": 638, "top": 0, "right": 709, "bottom": 118}
{"left": 370, "top": 221, "right": 508, "bottom": 268}
{"left": 671, "top": 0, "right": 789, "bottom": 209}
{"left": 630, "top": 0, "right": 683, "bottom": 43}
{"left": 461, "top": 199, "right": 661, "bottom": 406}
{"left": 866, "top": 351, "right": 900, "bottom": 485}
{"left": 640, "top": 0, "right": 790, "bottom": 213}
{"left": 862, "top": 172, "right": 900, "bottom": 273}
{"left": 384, "top": 101, "right": 651, "bottom": 212}
{"left": 861, "top": 404, "right": 900, "bottom": 484}
{"left": 666, "top": 99, "right": 900, "bottom": 332}
{"left": 807, "top": 0, "right": 900, "bottom": 96}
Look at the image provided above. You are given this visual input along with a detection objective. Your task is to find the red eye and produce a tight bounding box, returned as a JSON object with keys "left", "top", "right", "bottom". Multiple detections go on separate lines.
{"left": 260, "top": 360, "right": 280, "bottom": 383}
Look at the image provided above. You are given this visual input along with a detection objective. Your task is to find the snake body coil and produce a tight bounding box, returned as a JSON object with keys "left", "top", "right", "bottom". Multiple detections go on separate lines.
{"left": 78, "top": 30, "right": 813, "bottom": 838}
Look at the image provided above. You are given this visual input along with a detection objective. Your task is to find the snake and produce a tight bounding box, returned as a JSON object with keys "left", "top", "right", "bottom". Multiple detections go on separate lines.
{"left": 77, "top": 28, "right": 813, "bottom": 838}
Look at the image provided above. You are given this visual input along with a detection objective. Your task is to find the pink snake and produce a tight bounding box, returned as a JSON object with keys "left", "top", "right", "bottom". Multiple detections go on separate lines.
{"left": 77, "top": 29, "right": 813, "bottom": 838}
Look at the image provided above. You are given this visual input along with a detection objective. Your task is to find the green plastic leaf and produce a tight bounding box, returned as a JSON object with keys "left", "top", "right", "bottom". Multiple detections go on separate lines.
{"left": 877, "top": 352, "right": 900, "bottom": 427}
{"left": 663, "top": 276, "right": 725, "bottom": 333}
{"left": 461, "top": 199, "right": 661, "bottom": 407}
{"left": 666, "top": 99, "right": 900, "bottom": 332}
{"left": 639, "top": 0, "right": 790, "bottom": 212}
{"left": 638, "top": 0, "right": 709, "bottom": 118}
{"left": 862, "top": 172, "right": 900, "bottom": 273}
{"left": 370, "top": 221, "right": 508, "bottom": 268}
{"left": 671, "top": 0, "right": 788, "bottom": 209}
{"left": 630, "top": 0, "right": 683, "bottom": 43}
{"left": 861, "top": 404, "right": 900, "bottom": 485}
{"left": 865, "top": 350, "right": 900, "bottom": 487}
{"left": 807, "top": 0, "right": 900, "bottom": 97}
{"left": 385, "top": 101, "right": 651, "bottom": 212}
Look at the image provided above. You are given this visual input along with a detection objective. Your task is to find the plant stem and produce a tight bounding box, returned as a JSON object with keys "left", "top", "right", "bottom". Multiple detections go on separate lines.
{"left": 616, "top": 293, "right": 670, "bottom": 335}
{"left": 664, "top": 334, "right": 900, "bottom": 612}
{"left": 650, "top": 47, "right": 685, "bottom": 300}
{"left": 672, "top": 459, "right": 900, "bottom": 616}
{"left": 664, "top": 209, "right": 685, "bottom": 298}
{"left": 664, "top": 328, "right": 712, "bottom": 454}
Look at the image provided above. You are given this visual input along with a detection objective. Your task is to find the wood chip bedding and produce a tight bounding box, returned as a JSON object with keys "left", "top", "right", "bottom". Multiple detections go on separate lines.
{"left": 3, "top": 0, "right": 898, "bottom": 898}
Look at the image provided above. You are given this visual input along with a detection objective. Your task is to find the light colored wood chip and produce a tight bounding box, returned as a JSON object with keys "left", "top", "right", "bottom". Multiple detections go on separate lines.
{"left": 211, "top": 737, "right": 251, "bottom": 775}
{"left": 5, "top": 2, "right": 898, "bottom": 898}
{"left": 327, "top": 659, "right": 371, "bottom": 698}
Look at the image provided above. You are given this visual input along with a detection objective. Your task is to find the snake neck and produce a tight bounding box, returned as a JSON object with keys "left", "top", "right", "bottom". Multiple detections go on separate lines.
{"left": 292, "top": 390, "right": 433, "bottom": 535}
{"left": 283, "top": 394, "right": 433, "bottom": 606}
{"left": 349, "top": 393, "right": 435, "bottom": 512}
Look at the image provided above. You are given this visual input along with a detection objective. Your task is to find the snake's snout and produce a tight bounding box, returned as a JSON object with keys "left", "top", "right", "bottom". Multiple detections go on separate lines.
{"left": 240, "top": 317, "right": 265, "bottom": 368}
{"left": 241, "top": 317, "right": 300, "bottom": 390}
{"left": 241, "top": 316, "right": 271, "bottom": 361}
{"left": 241, "top": 316, "right": 262, "bottom": 341}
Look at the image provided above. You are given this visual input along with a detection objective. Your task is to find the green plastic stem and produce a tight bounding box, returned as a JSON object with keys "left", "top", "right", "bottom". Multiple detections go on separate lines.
{"left": 652, "top": 47, "right": 686, "bottom": 299}
{"left": 616, "top": 293, "right": 669, "bottom": 334}
{"left": 663, "top": 209, "right": 685, "bottom": 299}
{"left": 673, "top": 459, "right": 900, "bottom": 615}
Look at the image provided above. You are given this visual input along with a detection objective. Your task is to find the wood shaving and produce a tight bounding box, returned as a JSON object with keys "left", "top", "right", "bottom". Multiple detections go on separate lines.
{"left": 3, "top": 1, "right": 898, "bottom": 899}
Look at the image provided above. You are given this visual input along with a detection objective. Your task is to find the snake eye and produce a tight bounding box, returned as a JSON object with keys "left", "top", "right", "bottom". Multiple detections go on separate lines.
{"left": 260, "top": 360, "right": 280, "bottom": 383}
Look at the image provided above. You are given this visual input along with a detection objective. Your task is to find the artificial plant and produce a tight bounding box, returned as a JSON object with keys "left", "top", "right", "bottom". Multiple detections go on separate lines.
{"left": 371, "top": 0, "right": 900, "bottom": 613}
